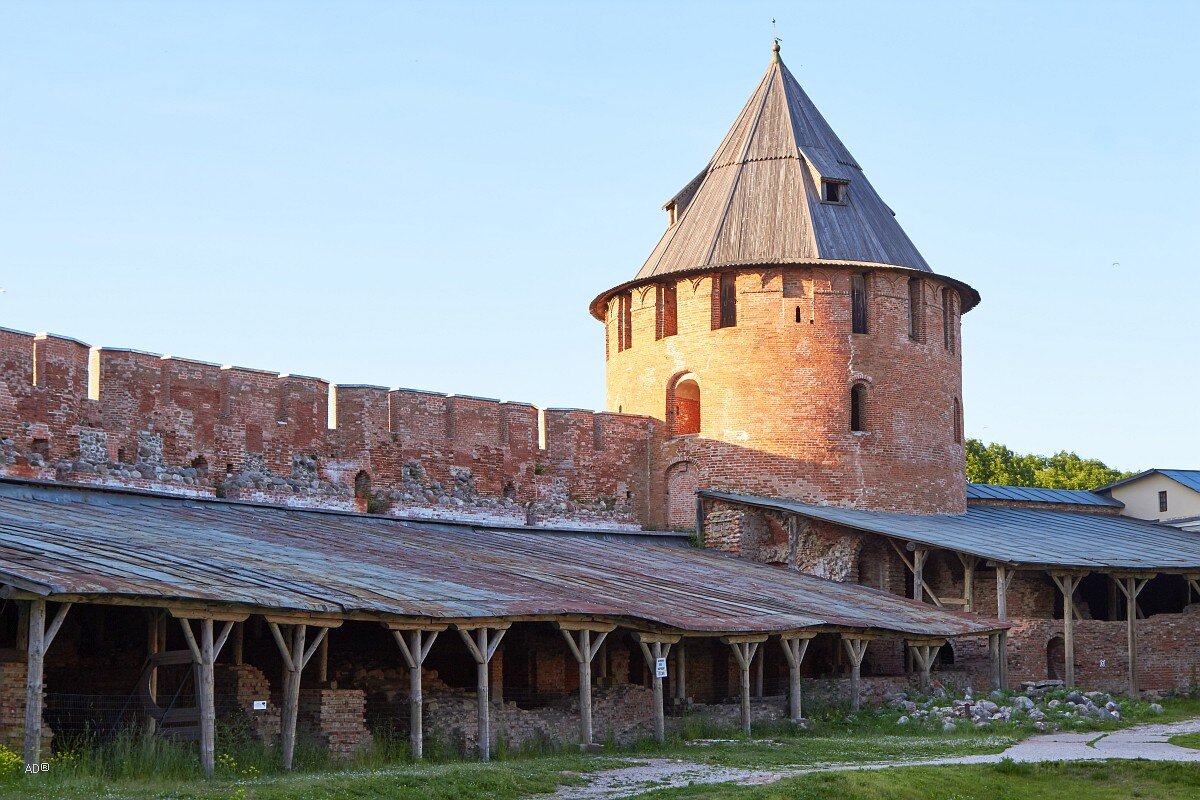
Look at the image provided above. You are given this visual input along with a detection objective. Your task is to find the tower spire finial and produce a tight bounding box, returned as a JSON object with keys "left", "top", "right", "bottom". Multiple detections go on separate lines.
{"left": 771, "top": 19, "right": 781, "bottom": 61}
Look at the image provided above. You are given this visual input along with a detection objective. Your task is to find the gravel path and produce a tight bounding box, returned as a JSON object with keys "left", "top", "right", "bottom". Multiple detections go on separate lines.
{"left": 548, "top": 717, "right": 1200, "bottom": 799}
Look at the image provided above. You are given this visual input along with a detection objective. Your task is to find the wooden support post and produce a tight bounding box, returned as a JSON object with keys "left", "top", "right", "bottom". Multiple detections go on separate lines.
{"left": 780, "top": 634, "right": 813, "bottom": 722}
{"left": 722, "top": 636, "right": 766, "bottom": 736}
{"left": 957, "top": 554, "right": 978, "bottom": 613}
{"left": 633, "top": 632, "right": 679, "bottom": 743}
{"left": 890, "top": 541, "right": 942, "bottom": 605}
{"left": 906, "top": 638, "right": 945, "bottom": 692}
{"left": 674, "top": 641, "right": 687, "bottom": 701}
{"left": 231, "top": 620, "right": 244, "bottom": 665}
{"left": 1049, "top": 572, "right": 1085, "bottom": 688}
{"left": 145, "top": 610, "right": 162, "bottom": 734}
{"left": 995, "top": 565, "right": 1015, "bottom": 621}
{"left": 176, "top": 611, "right": 242, "bottom": 778}
{"left": 1113, "top": 574, "right": 1152, "bottom": 696}
{"left": 912, "top": 547, "right": 928, "bottom": 603}
{"left": 841, "top": 636, "right": 870, "bottom": 711}
{"left": 317, "top": 632, "right": 329, "bottom": 683}
{"left": 265, "top": 615, "right": 339, "bottom": 770}
{"left": 558, "top": 623, "right": 615, "bottom": 750}
{"left": 386, "top": 623, "right": 445, "bottom": 760}
{"left": 999, "top": 631, "right": 1009, "bottom": 687}
{"left": 23, "top": 600, "right": 71, "bottom": 768}
{"left": 458, "top": 623, "right": 509, "bottom": 761}
{"left": 754, "top": 645, "right": 764, "bottom": 698}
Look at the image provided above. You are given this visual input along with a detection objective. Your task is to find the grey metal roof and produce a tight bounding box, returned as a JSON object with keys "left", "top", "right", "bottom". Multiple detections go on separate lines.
{"left": 1096, "top": 469, "right": 1200, "bottom": 494}
{"left": 702, "top": 490, "right": 1200, "bottom": 572}
{"left": 0, "top": 479, "right": 998, "bottom": 638}
{"left": 966, "top": 483, "right": 1123, "bottom": 508}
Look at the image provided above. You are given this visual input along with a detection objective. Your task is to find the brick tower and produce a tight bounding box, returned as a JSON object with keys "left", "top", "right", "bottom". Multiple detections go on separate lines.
{"left": 591, "top": 44, "right": 980, "bottom": 526}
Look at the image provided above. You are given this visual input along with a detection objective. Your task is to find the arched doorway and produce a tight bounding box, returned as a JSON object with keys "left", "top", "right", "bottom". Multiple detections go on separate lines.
{"left": 665, "top": 461, "right": 699, "bottom": 530}
{"left": 1046, "top": 635, "right": 1066, "bottom": 681}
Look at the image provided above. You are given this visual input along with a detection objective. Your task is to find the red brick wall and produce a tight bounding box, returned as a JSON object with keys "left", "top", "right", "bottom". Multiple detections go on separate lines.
{"left": 0, "top": 327, "right": 661, "bottom": 530}
{"left": 605, "top": 268, "right": 967, "bottom": 519}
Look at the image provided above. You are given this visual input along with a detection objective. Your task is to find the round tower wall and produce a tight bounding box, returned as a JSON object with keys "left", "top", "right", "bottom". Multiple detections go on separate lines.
{"left": 604, "top": 267, "right": 966, "bottom": 520}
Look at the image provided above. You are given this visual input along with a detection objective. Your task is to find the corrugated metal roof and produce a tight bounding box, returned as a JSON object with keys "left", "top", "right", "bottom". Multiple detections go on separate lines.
{"left": 702, "top": 490, "right": 1200, "bottom": 571}
{"left": 966, "top": 484, "right": 1123, "bottom": 508}
{"left": 0, "top": 480, "right": 997, "bottom": 638}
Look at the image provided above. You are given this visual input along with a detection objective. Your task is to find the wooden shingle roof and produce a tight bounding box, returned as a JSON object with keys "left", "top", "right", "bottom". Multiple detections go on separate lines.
{"left": 638, "top": 44, "right": 931, "bottom": 280}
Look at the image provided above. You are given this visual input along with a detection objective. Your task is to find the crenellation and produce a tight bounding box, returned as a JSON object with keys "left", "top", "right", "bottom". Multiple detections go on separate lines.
{"left": 0, "top": 332, "right": 652, "bottom": 529}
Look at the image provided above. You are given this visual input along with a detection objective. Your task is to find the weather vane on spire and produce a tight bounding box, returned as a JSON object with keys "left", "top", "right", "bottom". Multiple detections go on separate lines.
{"left": 771, "top": 18, "right": 782, "bottom": 60}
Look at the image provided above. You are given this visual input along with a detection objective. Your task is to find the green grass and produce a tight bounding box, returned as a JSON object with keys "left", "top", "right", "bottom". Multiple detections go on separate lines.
{"left": 632, "top": 760, "right": 1200, "bottom": 799}
{"left": 2, "top": 695, "right": 1196, "bottom": 800}
{"left": 1168, "top": 732, "right": 1200, "bottom": 751}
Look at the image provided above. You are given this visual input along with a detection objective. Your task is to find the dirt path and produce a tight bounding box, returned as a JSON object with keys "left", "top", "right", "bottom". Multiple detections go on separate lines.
{"left": 547, "top": 718, "right": 1200, "bottom": 799}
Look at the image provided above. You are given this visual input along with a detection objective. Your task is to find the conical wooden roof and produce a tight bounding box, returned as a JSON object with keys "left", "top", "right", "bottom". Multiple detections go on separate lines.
{"left": 636, "top": 46, "right": 931, "bottom": 280}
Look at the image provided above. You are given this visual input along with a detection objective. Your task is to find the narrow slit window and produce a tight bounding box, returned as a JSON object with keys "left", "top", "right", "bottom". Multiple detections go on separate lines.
{"left": 717, "top": 273, "right": 737, "bottom": 329}
{"left": 850, "top": 384, "right": 867, "bottom": 432}
{"left": 908, "top": 277, "right": 923, "bottom": 341}
{"left": 656, "top": 283, "right": 677, "bottom": 339}
{"left": 795, "top": 306, "right": 803, "bottom": 323}
{"left": 1159, "top": 491, "right": 1168, "bottom": 513}
{"left": 942, "top": 289, "right": 957, "bottom": 353}
{"left": 851, "top": 274, "right": 869, "bottom": 334}
{"left": 617, "top": 293, "right": 633, "bottom": 352}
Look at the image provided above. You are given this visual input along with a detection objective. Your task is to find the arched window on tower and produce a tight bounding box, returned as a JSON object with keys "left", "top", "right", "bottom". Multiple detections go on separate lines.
{"left": 850, "top": 384, "right": 867, "bottom": 432}
{"left": 953, "top": 398, "right": 963, "bottom": 444}
{"left": 670, "top": 377, "right": 701, "bottom": 436}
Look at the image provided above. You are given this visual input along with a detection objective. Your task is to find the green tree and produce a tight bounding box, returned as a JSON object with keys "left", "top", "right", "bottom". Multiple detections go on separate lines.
{"left": 965, "top": 439, "right": 1133, "bottom": 489}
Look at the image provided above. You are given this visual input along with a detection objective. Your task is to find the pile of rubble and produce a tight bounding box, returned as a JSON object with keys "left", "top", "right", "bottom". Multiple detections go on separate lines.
{"left": 886, "top": 681, "right": 1164, "bottom": 734}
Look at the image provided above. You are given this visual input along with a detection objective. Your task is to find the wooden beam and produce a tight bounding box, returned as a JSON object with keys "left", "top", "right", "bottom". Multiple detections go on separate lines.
{"left": 957, "top": 554, "right": 979, "bottom": 613}
{"left": 22, "top": 600, "right": 72, "bottom": 766}
{"left": 386, "top": 624, "right": 444, "bottom": 759}
{"left": 722, "top": 637, "right": 763, "bottom": 736}
{"left": 841, "top": 637, "right": 869, "bottom": 711}
{"left": 674, "top": 641, "right": 687, "bottom": 702}
{"left": 457, "top": 625, "right": 507, "bottom": 761}
{"left": 176, "top": 615, "right": 236, "bottom": 779}
{"left": 266, "top": 621, "right": 329, "bottom": 770}
{"left": 1049, "top": 572, "right": 1086, "bottom": 688}
{"left": 779, "top": 634, "right": 812, "bottom": 721}
{"left": 1114, "top": 575, "right": 1152, "bottom": 696}
{"left": 995, "top": 565, "right": 1016, "bottom": 621}
{"left": 907, "top": 640, "right": 943, "bottom": 692}
{"left": 635, "top": 637, "right": 673, "bottom": 743}
{"left": 557, "top": 624, "right": 611, "bottom": 750}
{"left": 889, "top": 540, "right": 941, "bottom": 605}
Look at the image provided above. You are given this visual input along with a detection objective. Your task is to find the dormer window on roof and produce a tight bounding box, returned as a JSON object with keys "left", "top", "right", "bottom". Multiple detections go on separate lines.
{"left": 822, "top": 179, "right": 848, "bottom": 204}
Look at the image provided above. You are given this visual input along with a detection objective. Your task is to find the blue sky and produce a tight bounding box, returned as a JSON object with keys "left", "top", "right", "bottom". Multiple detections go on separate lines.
{"left": 1, "top": 1, "right": 1197, "bottom": 471}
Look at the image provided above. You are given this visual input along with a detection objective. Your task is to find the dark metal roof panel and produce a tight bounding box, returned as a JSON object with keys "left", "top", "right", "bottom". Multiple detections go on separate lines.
{"left": 0, "top": 481, "right": 997, "bottom": 638}
{"left": 966, "top": 484, "right": 1123, "bottom": 507}
{"left": 1160, "top": 470, "right": 1200, "bottom": 493}
{"left": 703, "top": 490, "right": 1200, "bottom": 571}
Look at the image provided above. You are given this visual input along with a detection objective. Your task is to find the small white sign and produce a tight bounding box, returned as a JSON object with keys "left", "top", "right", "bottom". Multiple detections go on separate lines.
{"left": 253, "top": 700, "right": 268, "bottom": 711}
{"left": 655, "top": 657, "right": 668, "bottom": 679}
{"left": 1099, "top": 659, "right": 1107, "bottom": 669}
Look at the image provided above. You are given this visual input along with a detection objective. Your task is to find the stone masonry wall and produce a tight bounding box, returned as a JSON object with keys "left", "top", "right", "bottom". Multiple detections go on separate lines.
{"left": 0, "top": 327, "right": 660, "bottom": 530}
